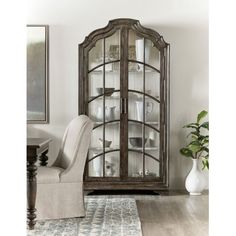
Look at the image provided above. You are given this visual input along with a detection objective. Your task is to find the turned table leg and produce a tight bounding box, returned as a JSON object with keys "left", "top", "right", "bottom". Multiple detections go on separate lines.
{"left": 39, "top": 149, "right": 49, "bottom": 166}
{"left": 27, "top": 154, "right": 37, "bottom": 230}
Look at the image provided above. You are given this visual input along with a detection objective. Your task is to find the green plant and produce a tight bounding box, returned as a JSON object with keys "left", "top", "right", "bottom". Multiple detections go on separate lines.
{"left": 180, "top": 110, "right": 209, "bottom": 170}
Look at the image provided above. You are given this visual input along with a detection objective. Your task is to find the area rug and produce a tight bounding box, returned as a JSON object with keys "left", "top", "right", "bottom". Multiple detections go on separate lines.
{"left": 27, "top": 197, "right": 142, "bottom": 236}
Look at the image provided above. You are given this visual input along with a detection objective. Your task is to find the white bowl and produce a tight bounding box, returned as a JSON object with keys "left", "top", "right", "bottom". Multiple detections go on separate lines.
{"left": 99, "top": 138, "right": 112, "bottom": 148}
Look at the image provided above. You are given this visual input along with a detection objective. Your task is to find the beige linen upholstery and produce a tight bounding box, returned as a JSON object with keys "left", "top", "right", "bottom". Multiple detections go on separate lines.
{"left": 36, "top": 115, "right": 93, "bottom": 220}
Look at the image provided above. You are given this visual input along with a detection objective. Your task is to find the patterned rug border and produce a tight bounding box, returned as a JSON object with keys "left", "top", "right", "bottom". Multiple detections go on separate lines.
{"left": 28, "top": 197, "right": 142, "bottom": 236}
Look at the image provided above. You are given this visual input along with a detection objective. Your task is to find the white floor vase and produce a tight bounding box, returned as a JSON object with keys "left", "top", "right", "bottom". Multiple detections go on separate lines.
{"left": 185, "top": 159, "right": 206, "bottom": 195}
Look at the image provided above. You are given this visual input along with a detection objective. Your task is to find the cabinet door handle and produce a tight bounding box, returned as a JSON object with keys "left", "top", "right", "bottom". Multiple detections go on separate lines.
{"left": 124, "top": 98, "right": 127, "bottom": 114}
{"left": 120, "top": 98, "right": 124, "bottom": 114}
{"left": 120, "top": 98, "right": 127, "bottom": 114}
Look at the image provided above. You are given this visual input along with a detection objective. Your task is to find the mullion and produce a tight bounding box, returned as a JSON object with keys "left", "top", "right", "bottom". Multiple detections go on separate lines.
{"left": 88, "top": 149, "right": 121, "bottom": 163}
{"left": 120, "top": 27, "right": 128, "bottom": 179}
{"left": 103, "top": 38, "right": 105, "bottom": 178}
{"left": 128, "top": 59, "right": 160, "bottom": 73}
{"left": 142, "top": 38, "right": 146, "bottom": 178}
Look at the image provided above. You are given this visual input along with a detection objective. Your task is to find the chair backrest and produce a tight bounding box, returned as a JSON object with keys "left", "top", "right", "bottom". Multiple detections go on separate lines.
{"left": 53, "top": 115, "right": 93, "bottom": 182}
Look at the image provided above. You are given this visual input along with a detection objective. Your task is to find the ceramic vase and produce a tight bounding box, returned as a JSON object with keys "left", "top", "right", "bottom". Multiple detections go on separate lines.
{"left": 135, "top": 101, "right": 153, "bottom": 121}
{"left": 185, "top": 159, "right": 206, "bottom": 195}
{"left": 97, "top": 106, "right": 116, "bottom": 121}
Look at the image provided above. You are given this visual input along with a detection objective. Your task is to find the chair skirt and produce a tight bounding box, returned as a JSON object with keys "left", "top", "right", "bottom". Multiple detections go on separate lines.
{"left": 36, "top": 182, "right": 85, "bottom": 220}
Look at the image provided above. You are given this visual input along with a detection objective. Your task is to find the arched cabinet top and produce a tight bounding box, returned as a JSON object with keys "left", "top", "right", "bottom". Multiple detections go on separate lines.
{"left": 79, "top": 18, "right": 169, "bottom": 51}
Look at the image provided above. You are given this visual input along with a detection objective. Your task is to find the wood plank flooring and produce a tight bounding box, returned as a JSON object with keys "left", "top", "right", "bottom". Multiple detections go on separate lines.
{"left": 136, "top": 193, "right": 208, "bottom": 236}
{"left": 85, "top": 191, "right": 209, "bottom": 236}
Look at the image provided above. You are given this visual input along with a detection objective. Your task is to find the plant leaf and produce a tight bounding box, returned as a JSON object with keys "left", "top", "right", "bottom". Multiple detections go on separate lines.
{"left": 181, "top": 110, "right": 209, "bottom": 167}
{"left": 197, "top": 110, "right": 208, "bottom": 123}
{"left": 200, "top": 121, "right": 209, "bottom": 130}
{"left": 187, "top": 131, "right": 199, "bottom": 138}
{"left": 202, "top": 160, "right": 206, "bottom": 170}
{"left": 191, "top": 135, "right": 198, "bottom": 141}
{"left": 180, "top": 148, "right": 194, "bottom": 158}
{"left": 202, "top": 158, "right": 209, "bottom": 170}
{"left": 202, "top": 137, "right": 209, "bottom": 144}
{"left": 188, "top": 144, "right": 202, "bottom": 153}
{"left": 201, "top": 146, "right": 209, "bottom": 153}
{"left": 197, "top": 134, "right": 207, "bottom": 141}
{"left": 188, "top": 140, "right": 201, "bottom": 146}
{"left": 183, "top": 123, "right": 199, "bottom": 129}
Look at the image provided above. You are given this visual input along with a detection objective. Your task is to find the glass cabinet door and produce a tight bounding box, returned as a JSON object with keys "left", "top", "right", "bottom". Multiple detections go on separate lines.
{"left": 80, "top": 19, "right": 169, "bottom": 189}
{"left": 87, "top": 30, "right": 121, "bottom": 178}
{"left": 127, "top": 29, "right": 161, "bottom": 179}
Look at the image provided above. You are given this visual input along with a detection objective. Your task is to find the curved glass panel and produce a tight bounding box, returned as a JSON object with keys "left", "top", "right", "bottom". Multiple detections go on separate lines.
{"left": 128, "top": 121, "right": 145, "bottom": 178}
{"left": 88, "top": 39, "right": 103, "bottom": 70}
{"left": 144, "top": 95, "right": 160, "bottom": 123}
{"left": 128, "top": 121, "right": 145, "bottom": 149}
{"left": 144, "top": 125, "right": 160, "bottom": 178}
{"left": 105, "top": 91, "right": 120, "bottom": 121}
{"left": 88, "top": 154, "right": 103, "bottom": 177}
{"left": 127, "top": 106, "right": 160, "bottom": 178}
{"left": 105, "top": 30, "right": 120, "bottom": 62}
{"left": 104, "top": 116, "right": 120, "bottom": 177}
{"left": 105, "top": 151, "right": 120, "bottom": 177}
{"left": 128, "top": 29, "right": 143, "bottom": 62}
{"left": 88, "top": 39, "right": 121, "bottom": 178}
{"left": 88, "top": 98, "right": 104, "bottom": 122}
{"left": 105, "top": 62, "right": 120, "bottom": 90}
{"left": 88, "top": 122, "right": 120, "bottom": 178}
{"left": 88, "top": 126, "right": 104, "bottom": 177}
{"left": 89, "top": 126, "right": 104, "bottom": 153}
{"left": 89, "top": 62, "right": 120, "bottom": 99}
{"left": 145, "top": 156, "right": 160, "bottom": 178}
{"left": 128, "top": 29, "right": 160, "bottom": 70}
{"left": 128, "top": 91, "right": 143, "bottom": 121}
{"left": 128, "top": 92, "right": 160, "bottom": 124}
{"left": 145, "top": 67, "right": 160, "bottom": 99}
{"left": 145, "top": 126, "right": 160, "bottom": 150}
{"left": 128, "top": 62, "right": 144, "bottom": 87}
{"left": 145, "top": 39, "right": 160, "bottom": 70}
{"left": 89, "top": 66, "right": 103, "bottom": 98}
{"left": 105, "top": 122, "right": 120, "bottom": 150}
{"left": 128, "top": 151, "right": 143, "bottom": 177}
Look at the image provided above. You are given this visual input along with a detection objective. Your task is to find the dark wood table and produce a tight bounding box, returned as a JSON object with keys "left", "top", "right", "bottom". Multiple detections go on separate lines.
{"left": 27, "top": 138, "right": 51, "bottom": 230}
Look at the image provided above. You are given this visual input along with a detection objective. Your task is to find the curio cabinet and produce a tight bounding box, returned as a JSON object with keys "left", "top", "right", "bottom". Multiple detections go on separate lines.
{"left": 79, "top": 19, "right": 169, "bottom": 190}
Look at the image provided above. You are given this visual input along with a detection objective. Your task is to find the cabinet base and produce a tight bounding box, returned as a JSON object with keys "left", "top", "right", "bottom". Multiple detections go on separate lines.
{"left": 87, "top": 189, "right": 161, "bottom": 195}
{"left": 84, "top": 181, "right": 168, "bottom": 191}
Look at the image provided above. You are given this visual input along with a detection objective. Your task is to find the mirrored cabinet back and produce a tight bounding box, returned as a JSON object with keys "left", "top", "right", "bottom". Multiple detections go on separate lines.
{"left": 79, "top": 18, "right": 169, "bottom": 190}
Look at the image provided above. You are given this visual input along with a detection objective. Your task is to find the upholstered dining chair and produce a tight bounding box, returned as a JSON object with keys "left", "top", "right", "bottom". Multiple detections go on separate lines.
{"left": 35, "top": 115, "right": 93, "bottom": 220}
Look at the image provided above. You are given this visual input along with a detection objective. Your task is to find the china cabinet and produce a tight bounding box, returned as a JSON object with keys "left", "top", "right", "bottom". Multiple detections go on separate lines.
{"left": 79, "top": 19, "right": 169, "bottom": 190}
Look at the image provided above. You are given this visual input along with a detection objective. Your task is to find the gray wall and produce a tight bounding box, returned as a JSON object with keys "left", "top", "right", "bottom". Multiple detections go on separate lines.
{"left": 27, "top": 0, "right": 209, "bottom": 189}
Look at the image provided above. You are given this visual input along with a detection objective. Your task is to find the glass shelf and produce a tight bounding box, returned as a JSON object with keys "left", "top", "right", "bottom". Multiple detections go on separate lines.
{"left": 129, "top": 147, "right": 159, "bottom": 151}
{"left": 131, "top": 173, "right": 157, "bottom": 178}
{"left": 94, "top": 121, "right": 159, "bottom": 125}
{"left": 89, "top": 95, "right": 160, "bottom": 100}
{"left": 89, "top": 146, "right": 119, "bottom": 152}
{"left": 90, "top": 69, "right": 157, "bottom": 74}
{"left": 90, "top": 95, "right": 120, "bottom": 100}
{"left": 89, "top": 146, "right": 159, "bottom": 151}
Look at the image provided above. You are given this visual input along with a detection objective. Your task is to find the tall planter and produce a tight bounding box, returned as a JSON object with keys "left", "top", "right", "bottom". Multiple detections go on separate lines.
{"left": 185, "top": 159, "right": 206, "bottom": 195}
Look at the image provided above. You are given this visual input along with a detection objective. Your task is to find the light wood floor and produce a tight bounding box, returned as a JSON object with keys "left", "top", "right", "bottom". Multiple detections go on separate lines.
{"left": 85, "top": 191, "right": 208, "bottom": 236}
{"left": 136, "top": 192, "right": 209, "bottom": 236}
